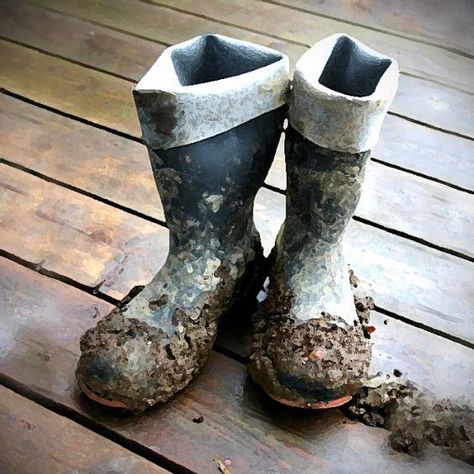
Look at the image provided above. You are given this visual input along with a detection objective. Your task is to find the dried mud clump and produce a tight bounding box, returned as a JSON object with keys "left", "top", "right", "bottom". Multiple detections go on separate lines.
{"left": 77, "top": 248, "right": 266, "bottom": 412}
{"left": 344, "top": 376, "right": 474, "bottom": 464}
{"left": 77, "top": 308, "right": 217, "bottom": 413}
{"left": 249, "top": 268, "right": 374, "bottom": 406}
{"left": 250, "top": 311, "right": 372, "bottom": 406}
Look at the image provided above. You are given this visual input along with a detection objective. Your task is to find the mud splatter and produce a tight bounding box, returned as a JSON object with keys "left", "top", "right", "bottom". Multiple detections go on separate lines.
{"left": 343, "top": 374, "right": 474, "bottom": 464}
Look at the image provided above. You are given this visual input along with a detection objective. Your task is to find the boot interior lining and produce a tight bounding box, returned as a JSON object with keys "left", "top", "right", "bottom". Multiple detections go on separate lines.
{"left": 318, "top": 36, "right": 392, "bottom": 97}
{"left": 172, "top": 35, "right": 282, "bottom": 86}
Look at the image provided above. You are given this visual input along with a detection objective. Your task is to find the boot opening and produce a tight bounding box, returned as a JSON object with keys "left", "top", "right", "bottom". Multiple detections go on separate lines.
{"left": 318, "top": 36, "right": 392, "bottom": 97}
{"left": 172, "top": 34, "right": 282, "bottom": 86}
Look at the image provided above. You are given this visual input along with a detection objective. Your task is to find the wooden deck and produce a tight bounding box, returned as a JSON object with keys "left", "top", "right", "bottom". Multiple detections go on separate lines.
{"left": 0, "top": 1, "right": 473, "bottom": 472}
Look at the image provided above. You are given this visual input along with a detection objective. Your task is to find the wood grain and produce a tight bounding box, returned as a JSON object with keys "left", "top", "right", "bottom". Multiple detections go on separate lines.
{"left": 1, "top": 70, "right": 473, "bottom": 258}
{"left": 0, "top": 0, "right": 165, "bottom": 80}
{"left": 278, "top": 0, "right": 474, "bottom": 56}
{"left": 0, "top": 164, "right": 168, "bottom": 300}
{"left": 2, "top": 4, "right": 473, "bottom": 187}
{"left": 0, "top": 1, "right": 471, "bottom": 471}
{"left": 31, "top": 0, "right": 305, "bottom": 69}
{"left": 149, "top": 0, "right": 474, "bottom": 93}
{"left": 393, "top": 74, "right": 474, "bottom": 139}
{"left": 0, "top": 40, "right": 140, "bottom": 137}
{"left": 0, "top": 385, "right": 167, "bottom": 474}
{"left": 0, "top": 94, "right": 164, "bottom": 221}
{"left": 371, "top": 115, "right": 474, "bottom": 192}
{"left": 0, "top": 256, "right": 472, "bottom": 473}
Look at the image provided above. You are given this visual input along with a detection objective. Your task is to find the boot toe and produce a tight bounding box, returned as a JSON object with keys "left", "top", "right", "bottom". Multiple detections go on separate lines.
{"left": 250, "top": 314, "right": 371, "bottom": 408}
{"left": 77, "top": 310, "right": 178, "bottom": 412}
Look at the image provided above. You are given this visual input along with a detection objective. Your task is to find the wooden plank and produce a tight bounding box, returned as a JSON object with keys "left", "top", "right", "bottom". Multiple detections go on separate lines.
{"left": 2, "top": 89, "right": 472, "bottom": 261}
{"left": 279, "top": 0, "right": 474, "bottom": 56}
{"left": 0, "top": 256, "right": 472, "bottom": 473}
{"left": 0, "top": 94, "right": 164, "bottom": 221}
{"left": 30, "top": 0, "right": 305, "bottom": 70}
{"left": 0, "top": 164, "right": 168, "bottom": 300}
{"left": 2, "top": 6, "right": 473, "bottom": 189}
{"left": 0, "top": 158, "right": 472, "bottom": 343}
{"left": 148, "top": 0, "right": 474, "bottom": 93}
{"left": 372, "top": 115, "right": 474, "bottom": 192}
{"left": 0, "top": 386, "right": 167, "bottom": 474}
{"left": 393, "top": 74, "right": 474, "bottom": 139}
{"left": 0, "top": 0, "right": 165, "bottom": 81}
{"left": 0, "top": 40, "right": 141, "bottom": 137}
{"left": 26, "top": 0, "right": 474, "bottom": 138}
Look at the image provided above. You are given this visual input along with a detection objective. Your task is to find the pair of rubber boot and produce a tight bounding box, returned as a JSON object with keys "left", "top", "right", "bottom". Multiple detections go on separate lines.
{"left": 77, "top": 33, "right": 399, "bottom": 412}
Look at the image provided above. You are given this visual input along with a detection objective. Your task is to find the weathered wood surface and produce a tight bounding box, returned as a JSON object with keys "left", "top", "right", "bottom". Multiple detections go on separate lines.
{"left": 31, "top": 0, "right": 304, "bottom": 69}
{"left": 2, "top": 2, "right": 473, "bottom": 190}
{"left": 277, "top": 0, "right": 474, "bottom": 56}
{"left": 0, "top": 0, "right": 165, "bottom": 81}
{"left": 0, "top": 164, "right": 168, "bottom": 300}
{"left": 0, "top": 0, "right": 472, "bottom": 471}
{"left": 0, "top": 40, "right": 140, "bottom": 137}
{"left": 1, "top": 66, "right": 472, "bottom": 259}
{"left": 1, "top": 159, "right": 472, "bottom": 344}
{"left": 371, "top": 116, "right": 474, "bottom": 192}
{"left": 149, "top": 0, "right": 474, "bottom": 92}
{"left": 0, "top": 386, "right": 167, "bottom": 474}
{"left": 1, "top": 257, "right": 472, "bottom": 473}
{"left": 25, "top": 0, "right": 474, "bottom": 137}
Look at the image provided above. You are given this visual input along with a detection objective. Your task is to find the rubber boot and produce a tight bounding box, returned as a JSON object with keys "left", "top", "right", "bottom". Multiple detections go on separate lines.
{"left": 77, "top": 34, "right": 289, "bottom": 412}
{"left": 249, "top": 34, "right": 399, "bottom": 409}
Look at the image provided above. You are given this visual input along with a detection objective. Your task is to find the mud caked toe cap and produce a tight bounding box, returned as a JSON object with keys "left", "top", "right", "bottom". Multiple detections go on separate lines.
{"left": 77, "top": 310, "right": 199, "bottom": 412}
{"left": 249, "top": 314, "right": 371, "bottom": 408}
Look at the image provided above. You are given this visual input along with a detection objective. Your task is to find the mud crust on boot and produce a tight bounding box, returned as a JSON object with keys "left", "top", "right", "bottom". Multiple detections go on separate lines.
{"left": 77, "top": 309, "right": 218, "bottom": 412}
{"left": 249, "top": 272, "right": 374, "bottom": 409}
{"left": 78, "top": 241, "right": 267, "bottom": 413}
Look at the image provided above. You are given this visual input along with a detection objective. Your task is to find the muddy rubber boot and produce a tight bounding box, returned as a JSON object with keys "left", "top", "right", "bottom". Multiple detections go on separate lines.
{"left": 77, "top": 34, "right": 289, "bottom": 412}
{"left": 249, "top": 34, "right": 399, "bottom": 409}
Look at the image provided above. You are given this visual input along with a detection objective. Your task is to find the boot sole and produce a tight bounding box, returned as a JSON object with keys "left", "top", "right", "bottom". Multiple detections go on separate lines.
{"left": 78, "top": 378, "right": 130, "bottom": 409}
{"left": 267, "top": 391, "right": 352, "bottom": 409}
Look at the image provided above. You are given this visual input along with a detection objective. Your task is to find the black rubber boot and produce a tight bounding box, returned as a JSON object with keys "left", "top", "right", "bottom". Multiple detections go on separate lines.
{"left": 77, "top": 34, "right": 289, "bottom": 412}
{"left": 249, "top": 34, "right": 399, "bottom": 409}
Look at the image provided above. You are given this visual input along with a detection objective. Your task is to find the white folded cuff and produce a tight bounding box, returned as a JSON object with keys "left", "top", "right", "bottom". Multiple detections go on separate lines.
{"left": 289, "top": 34, "right": 399, "bottom": 153}
{"left": 134, "top": 34, "right": 290, "bottom": 150}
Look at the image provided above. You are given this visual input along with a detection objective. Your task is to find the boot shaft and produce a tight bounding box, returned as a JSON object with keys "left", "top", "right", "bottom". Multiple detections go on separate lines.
{"left": 150, "top": 107, "right": 285, "bottom": 251}
{"left": 133, "top": 34, "right": 289, "bottom": 253}
{"left": 284, "top": 127, "right": 369, "bottom": 251}
{"left": 284, "top": 34, "right": 399, "bottom": 250}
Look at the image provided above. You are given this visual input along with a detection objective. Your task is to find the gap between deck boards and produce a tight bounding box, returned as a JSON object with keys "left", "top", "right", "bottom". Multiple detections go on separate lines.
{"left": 260, "top": 0, "right": 474, "bottom": 59}
{"left": 28, "top": 0, "right": 474, "bottom": 96}
{"left": 0, "top": 383, "right": 173, "bottom": 473}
